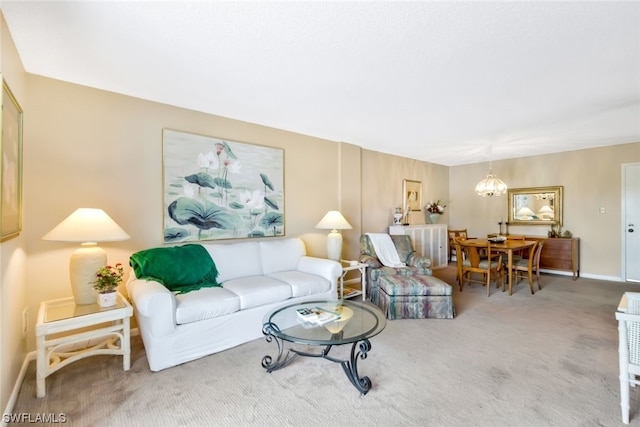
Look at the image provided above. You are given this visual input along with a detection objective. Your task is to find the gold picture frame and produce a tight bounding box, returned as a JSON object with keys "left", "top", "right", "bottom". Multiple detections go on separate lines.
{"left": 402, "top": 179, "right": 422, "bottom": 212}
{"left": 1, "top": 78, "right": 23, "bottom": 242}
{"left": 507, "top": 186, "right": 563, "bottom": 226}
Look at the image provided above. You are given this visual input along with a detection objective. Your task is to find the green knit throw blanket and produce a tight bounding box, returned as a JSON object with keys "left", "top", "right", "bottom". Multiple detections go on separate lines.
{"left": 130, "top": 244, "right": 220, "bottom": 294}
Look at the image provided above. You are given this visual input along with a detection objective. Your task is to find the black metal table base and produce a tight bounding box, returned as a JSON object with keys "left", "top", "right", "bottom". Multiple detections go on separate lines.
{"left": 261, "top": 324, "right": 373, "bottom": 395}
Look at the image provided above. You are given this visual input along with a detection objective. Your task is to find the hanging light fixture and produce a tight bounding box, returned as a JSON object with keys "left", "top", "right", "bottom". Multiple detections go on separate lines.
{"left": 475, "top": 146, "right": 507, "bottom": 197}
{"left": 475, "top": 169, "right": 507, "bottom": 197}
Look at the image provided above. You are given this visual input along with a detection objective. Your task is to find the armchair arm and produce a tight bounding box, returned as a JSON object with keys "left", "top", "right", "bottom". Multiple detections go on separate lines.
{"left": 407, "top": 254, "right": 432, "bottom": 269}
{"left": 359, "top": 254, "right": 382, "bottom": 269}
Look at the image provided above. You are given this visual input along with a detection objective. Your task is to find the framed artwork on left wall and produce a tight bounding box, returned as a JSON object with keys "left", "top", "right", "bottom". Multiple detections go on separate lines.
{"left": 1, "top": 78, "right": 23, "bottom": 242}
{"left": 162, "top": 129, "right": 285, "bottom": 243}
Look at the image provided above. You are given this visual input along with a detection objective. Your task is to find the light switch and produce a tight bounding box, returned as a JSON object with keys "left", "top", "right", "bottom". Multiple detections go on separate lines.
{"left": 600, "top": 207, "right": 606, "bottom": 214}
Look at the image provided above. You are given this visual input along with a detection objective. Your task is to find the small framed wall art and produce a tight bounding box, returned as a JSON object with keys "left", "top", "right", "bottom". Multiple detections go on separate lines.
{"left": 1, "top": 78, "right": 23, "bottom": 242}
{"left": 402, "top": 179, "right": 422, "bottom": 213}
{"left": 162, "top": 129, "right": 285, "bottom": 243}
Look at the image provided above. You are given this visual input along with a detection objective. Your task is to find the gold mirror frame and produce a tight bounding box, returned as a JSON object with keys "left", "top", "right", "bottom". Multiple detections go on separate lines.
{"left": 507, "top": 186, "right": 563, "bottom": 226}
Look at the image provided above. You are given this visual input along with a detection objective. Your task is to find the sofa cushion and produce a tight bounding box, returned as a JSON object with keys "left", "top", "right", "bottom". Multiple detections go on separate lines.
{"left": 267, "top": 271, "right": 332, "bottom": 298}
{"left": 205, "top": 241, "right": 262, "bottom": 283}
{"left": 260, "top": 238, "right": 305, "bottom": 275}
{"left": 175, "top": 287, "right": 241, "bottom": 325}
{"left": 222, "top": 276, "right": 292, "bottom": 309}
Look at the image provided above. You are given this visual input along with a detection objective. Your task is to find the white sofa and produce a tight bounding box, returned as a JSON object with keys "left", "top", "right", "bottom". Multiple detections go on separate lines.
{"left": 127, "top": 237, "right": 341, "bottom": 371}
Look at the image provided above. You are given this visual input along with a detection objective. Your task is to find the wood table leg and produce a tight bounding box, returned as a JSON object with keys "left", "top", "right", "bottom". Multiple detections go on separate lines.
{"left": 507, "top": 250, "right": 513, "bottom": 295}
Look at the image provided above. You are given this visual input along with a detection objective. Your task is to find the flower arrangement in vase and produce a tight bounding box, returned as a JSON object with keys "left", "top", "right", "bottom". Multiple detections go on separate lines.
{"left": 424, "top": 200, "right": 447, "bottom": 224}
{"left": 92, "top": 263, "right": 124, "bottom": 307}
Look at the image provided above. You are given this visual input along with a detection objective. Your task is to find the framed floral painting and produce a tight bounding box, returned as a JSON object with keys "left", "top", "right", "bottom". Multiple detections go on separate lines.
{"left": 1, "top": 79, "right": 23, "bottom": 242}
{"left": 162, "top": 129, "right": 285, "bottom": 242}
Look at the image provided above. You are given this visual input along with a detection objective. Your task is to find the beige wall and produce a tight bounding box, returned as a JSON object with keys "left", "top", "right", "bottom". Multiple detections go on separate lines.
{"left": 450, "top": 142, "right": 640, "bottom": 280}
{"left": 338, "top": 142, "right": 363, "bottom": 262}
{"left": 23, "top": 75, "right": 362, "bottom": 341}
{"left": 2, "top": 8, "right": 639, "bottom": 414}
{"left": 0, "top": 13, "right": 28, "bottom": 413}
{"left": 361, "top": 149, "right": 450, "bottom": 233}
{"left": 19, "top": 74, "right": 448, "bottom": 353}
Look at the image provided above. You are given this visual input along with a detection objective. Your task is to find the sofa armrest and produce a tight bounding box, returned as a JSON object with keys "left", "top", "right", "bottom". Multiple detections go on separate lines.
{"left": 297, "top": 256, "right": 341, "bottom": 293}
{"left": 127, "top": 278, "right": 177, "bottom": 338}
{"left": 408, "top": 254, "right": 432, "bottom": 269}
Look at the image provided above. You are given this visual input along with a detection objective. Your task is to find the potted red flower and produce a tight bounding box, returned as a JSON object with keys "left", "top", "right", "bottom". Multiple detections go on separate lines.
{"left": 92, "top": 263, "right": 124, "bottom": 307}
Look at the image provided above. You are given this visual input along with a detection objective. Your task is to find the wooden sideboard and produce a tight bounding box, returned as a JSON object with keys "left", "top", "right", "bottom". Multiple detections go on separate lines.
{"left": 525, "top": 236, "right": 580, "bottom": 280}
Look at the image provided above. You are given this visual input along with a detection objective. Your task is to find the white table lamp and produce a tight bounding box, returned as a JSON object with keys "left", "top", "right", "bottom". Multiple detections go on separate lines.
{"left": 315, "top": 210, "right": 352, "bottom": 261}
{"left": 42, "top": 208, "right": 130, "bottom": 305}
{"left": 538, "top": 205, "right": 554, "bottom": 220}
{"left": 516, "top": 206, "right": 536, "bottom": 219}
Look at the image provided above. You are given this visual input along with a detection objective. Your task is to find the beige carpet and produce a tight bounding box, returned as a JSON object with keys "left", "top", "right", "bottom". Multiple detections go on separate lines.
{"left": 10, "top": 266, "right": 640, "bottom": 426}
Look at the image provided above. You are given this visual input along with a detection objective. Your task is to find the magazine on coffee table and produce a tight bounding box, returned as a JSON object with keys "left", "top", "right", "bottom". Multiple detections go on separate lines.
{"left": 296, "top": 306, "right": 341, "bottom": 326}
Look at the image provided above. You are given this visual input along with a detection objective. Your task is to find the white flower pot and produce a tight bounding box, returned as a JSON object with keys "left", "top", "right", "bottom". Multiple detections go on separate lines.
{"left": 97, "top": 291, "right": 117, "bottom": 308}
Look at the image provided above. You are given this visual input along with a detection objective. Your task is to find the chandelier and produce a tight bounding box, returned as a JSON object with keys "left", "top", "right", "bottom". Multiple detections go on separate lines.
{"left": 534, "top": 193, "right": 554, "bottom": 200}
{"left": 475, "top": 146, "right": 507, "bottom": 197}
{"left": 475, "top": 169, "right": 507, "bottom": 197}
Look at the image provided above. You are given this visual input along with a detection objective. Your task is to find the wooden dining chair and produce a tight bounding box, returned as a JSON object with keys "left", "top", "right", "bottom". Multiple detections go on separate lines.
{"left": 457, "top": 239, "right": 503, "bottom": 296}
{"left": 448, "top": 229, "right": 468, "bottom": 262}
{"left": 531, "top": 240, "right": 545, "bottom": 290}
{"left": 507, "top": 234, "right": 527, "bottom": 259}
{"left": 512, "top": 240, "right": 545, "bottom": 291}
{"left": 510, "top": 240, "right": 540, "bottom": 294}
{"left": 492, "top": 234, "right": 526, "bottom": 268}
{"left": 452, "top": 237, "right": 467, "bottom": 288}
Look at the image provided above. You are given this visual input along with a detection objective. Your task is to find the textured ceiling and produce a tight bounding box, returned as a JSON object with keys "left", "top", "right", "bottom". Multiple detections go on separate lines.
{"left": 2, "top": 1, "right": 639, "bottom": 166}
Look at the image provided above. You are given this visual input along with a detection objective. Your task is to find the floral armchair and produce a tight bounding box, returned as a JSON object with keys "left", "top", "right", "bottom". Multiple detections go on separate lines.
{"left": 359, "top": 234, "right": 432, "bottom": 304}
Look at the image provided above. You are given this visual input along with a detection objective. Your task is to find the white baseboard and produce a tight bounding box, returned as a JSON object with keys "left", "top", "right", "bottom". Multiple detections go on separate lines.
{"left": 579, "top": 272, "right": 624, "bottom": 282}
{"left": 451, "top": 263, "right": 624, "bottom": 283}
{"left": 539, "top": 269, "right": 623, "bottom": 283}
{"left": 2, "top": 351, "right": 36, "bottom": 427}
{"left": 2, "top": 328, "right": 140, "bottom": 426}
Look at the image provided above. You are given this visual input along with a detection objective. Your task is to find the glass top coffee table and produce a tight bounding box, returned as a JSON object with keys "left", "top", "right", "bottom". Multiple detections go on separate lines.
{"left": 262, "top": 299, "right": 386, "bottom": 395}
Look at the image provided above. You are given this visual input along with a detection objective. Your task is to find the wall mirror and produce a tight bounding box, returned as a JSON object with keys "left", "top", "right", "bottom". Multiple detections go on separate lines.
{"left": 507, "top": 186, "right": 563, "bottom": 226}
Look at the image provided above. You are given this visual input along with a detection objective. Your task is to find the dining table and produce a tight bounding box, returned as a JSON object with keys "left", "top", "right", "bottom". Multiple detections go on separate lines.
{"left": 473, "top": 238, "right": 537, "bottom": 295}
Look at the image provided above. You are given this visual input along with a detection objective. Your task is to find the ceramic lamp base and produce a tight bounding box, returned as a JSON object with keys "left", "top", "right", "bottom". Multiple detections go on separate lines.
{"left": 70, "top": 243, "right": 106, "bottom": 305}
{"left": 326, "top": 230, "right": 343, "bottom": 261}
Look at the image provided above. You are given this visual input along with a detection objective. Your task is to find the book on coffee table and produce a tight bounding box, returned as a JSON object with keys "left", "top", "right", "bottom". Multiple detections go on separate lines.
{"left": 296, "top": 307, "right": 320, "bottom": 322}
{"left": 296, "top": 306, "right": 341, "bottom": 325}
